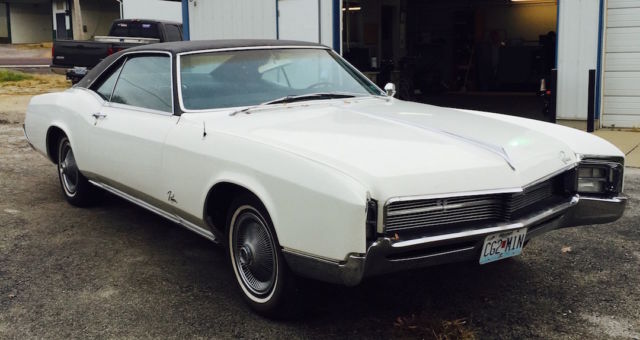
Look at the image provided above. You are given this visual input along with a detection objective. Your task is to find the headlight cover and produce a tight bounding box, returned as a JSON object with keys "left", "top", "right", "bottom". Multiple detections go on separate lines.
{"left": 576, "top": 160, "right": 624, "bottom": 195}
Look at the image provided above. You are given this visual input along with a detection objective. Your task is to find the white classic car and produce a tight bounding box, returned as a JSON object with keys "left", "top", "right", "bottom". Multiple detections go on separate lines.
{"left": 24, "top": 40, "right": 626, "bottom": 316}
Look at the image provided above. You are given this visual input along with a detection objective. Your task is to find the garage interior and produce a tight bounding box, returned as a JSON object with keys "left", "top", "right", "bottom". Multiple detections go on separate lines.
{"left": 342, "top": 0, "right": 558, "bottom": 121}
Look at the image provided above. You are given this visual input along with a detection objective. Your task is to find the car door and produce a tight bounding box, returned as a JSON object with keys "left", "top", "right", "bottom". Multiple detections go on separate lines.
{"left": 89, "top": 52, "right": 178, "bottom": 204}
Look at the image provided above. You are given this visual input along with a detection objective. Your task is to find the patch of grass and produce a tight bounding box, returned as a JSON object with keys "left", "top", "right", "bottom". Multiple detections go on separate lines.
{"left": 393, "top": 314, "right": 476, "bottom": 340}
{"left": 0, "top": 69, "right": 33, "bottom": 82}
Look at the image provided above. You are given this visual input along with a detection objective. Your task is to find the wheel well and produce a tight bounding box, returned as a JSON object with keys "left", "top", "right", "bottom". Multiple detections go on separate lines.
{"left": 204, "top": 182, "right": 262, "bottom": 236}
{"left": 46, "top": 126, "right": 66, "bottom": 164}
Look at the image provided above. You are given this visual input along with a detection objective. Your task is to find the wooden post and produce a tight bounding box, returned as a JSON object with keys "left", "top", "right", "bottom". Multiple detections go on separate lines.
{"left": 71, "top": 0, "right": 83, "bottom": 40}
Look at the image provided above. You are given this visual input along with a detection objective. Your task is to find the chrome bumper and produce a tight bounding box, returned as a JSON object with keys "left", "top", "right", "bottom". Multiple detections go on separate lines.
{"left": 283, "top": 195, "right": 627, "bottom": 286}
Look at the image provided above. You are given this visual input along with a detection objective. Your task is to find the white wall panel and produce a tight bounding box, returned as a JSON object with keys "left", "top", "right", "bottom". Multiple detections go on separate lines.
{"left": 123, "top": 0, "right": 182, "bottom": 23}
{"left": 277, "top": 0, "right": 335, "bottom": 47}
{"left": 556, "top": 0, "right": 600, "bottom": 121}
{"left": 278, "top": 0, "right": 319, "bottom": 42}
{"left": 188, "top": 0, "right": 277, "bottom": 40}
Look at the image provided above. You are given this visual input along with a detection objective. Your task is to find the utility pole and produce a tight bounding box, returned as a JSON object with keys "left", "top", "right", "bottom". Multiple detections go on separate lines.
{"left": 71, "top": 0, "right": 83, "bottom": 40}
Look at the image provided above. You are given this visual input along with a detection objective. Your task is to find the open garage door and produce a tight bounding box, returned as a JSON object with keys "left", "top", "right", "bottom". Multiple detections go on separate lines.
{"left": 341, "top": 0, "right": 558, "bottom": 121}
{"left": 602, "top": 0, "right": 640, "bottom": 128}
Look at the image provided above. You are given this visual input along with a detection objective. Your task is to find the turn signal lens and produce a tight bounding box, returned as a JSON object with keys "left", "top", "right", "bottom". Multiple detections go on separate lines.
{"left": 577, "top": 178, "right": 605, "bottom": 193}
{"left": 576, "top": 161, "right": 623, "bottom": 195}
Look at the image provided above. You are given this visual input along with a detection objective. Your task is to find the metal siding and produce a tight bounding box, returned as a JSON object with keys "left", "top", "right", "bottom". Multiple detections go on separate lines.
{"left": 605, "top": 27, "right": 640, "bottom": 52}
{"left": 607, "top": 0, "right": 640, "bottom": 9}
{"left": 556, "top": 0, "right": 600, "bottom": 121}
{"left": 602, "top": 1, "right": 640, "bottom": 127}
{"left": 277, "top": 0, "right": 320, "bottom": 43}
{"left": 607, "top": 8, "right": 640, "bottom": 27}
{"left": 188, "top": 0, "right": 276, "bottom": 40}
{"left": 605, "top": 53, "right": 640, "bottom": 71}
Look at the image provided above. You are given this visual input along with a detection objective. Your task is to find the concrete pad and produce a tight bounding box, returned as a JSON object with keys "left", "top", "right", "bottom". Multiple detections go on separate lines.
{"left": 626, "top": 148, "right": 640, "bottom": 168}
{"left": 595, "top": 130, "right": 640, "bottom": 154}
{"left": 594, "top": 130, "right": 640, "bottom": 168}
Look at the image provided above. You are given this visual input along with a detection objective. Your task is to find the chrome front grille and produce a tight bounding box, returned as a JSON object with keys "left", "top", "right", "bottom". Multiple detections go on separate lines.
{"left": 385, "top": 179, "right": 559, "bottom": 234}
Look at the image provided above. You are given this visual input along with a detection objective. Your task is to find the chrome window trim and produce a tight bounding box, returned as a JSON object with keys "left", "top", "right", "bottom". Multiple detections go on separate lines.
{"left": 326, "top": 49, "right": 386, "bottom": 96}
{"left": 177, "top": 45, "right": 329, "bottom": 57}
{"left": 176, "top": 46, "right": 386, "bottom": 113}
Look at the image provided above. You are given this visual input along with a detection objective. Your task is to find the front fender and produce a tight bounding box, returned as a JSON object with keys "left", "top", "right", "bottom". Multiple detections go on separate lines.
{"left": 204, "top": 153, "right": 370, "bottom": 261}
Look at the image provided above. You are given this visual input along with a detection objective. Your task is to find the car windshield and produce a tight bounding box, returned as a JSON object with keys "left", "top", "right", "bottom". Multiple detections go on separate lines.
{"left": 179, "top": 48, "right": 383, "bottom": 111}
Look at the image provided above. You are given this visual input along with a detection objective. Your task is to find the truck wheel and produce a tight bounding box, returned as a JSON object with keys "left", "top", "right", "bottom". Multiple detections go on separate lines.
{"left": 57, "top": 136, "right": 99, "bottom": 207}
{"left": 227, "top": 195, "right": 298, "bottom": 317}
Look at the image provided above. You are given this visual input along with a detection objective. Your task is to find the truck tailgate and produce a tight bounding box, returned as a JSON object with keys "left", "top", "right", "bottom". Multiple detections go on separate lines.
{"left": 52, "top": 40, "right": 111, "bottom": 68}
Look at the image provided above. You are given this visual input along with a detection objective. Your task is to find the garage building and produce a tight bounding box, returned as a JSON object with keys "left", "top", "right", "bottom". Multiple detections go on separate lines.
{"left": 183, "top": 0, "right": 640, "bottom": 130}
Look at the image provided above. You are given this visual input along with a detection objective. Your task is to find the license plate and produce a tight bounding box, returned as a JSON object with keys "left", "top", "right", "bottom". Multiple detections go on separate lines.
{"left": 479, "top": 228, "right": 527, "bottom": 264}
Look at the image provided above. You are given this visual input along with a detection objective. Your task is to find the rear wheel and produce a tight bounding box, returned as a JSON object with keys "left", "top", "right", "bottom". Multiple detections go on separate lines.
{"left": 227, "top": 195, "right": 297, "bottom": 317}
{"left": 57, "top": 136, "right": 99, "bottom": 206}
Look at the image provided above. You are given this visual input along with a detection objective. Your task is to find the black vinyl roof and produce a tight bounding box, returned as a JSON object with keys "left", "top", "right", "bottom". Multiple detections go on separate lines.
{"left": 76, "top": 39, "right": 327, "bottom": 88}
{"left": 126, "top": 39, "right": 326, "bottom": 54}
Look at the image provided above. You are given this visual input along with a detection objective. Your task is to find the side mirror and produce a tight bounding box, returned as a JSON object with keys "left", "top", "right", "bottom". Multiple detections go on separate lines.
{"left": 384, "top": 83, "right": 396, "bottom": 97}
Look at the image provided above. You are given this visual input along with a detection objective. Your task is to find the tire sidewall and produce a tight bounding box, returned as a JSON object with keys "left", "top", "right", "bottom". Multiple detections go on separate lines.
{"left": 227, "top": 196, "right": 290, "bottom": 314}
{"left": 57, "top": 137, "right": 77, "bottom": 199}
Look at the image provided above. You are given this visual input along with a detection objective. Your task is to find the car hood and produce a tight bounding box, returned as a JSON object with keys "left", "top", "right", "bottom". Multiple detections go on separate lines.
{"left": 199, "top": 98, "right": 581, "bottom": 200}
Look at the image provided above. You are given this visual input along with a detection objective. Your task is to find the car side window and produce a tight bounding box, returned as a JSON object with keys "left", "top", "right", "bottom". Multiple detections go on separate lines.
{"left": 94, "top": 63, "right": 123, "bottom": 101}
{"left": 111, "top": 55, "right": 172, "bottom": 113}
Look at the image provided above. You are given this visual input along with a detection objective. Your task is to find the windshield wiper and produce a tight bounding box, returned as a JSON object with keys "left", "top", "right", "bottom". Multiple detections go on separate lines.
{"left": 229, "top": 92, "right": 359, "bottom": 116}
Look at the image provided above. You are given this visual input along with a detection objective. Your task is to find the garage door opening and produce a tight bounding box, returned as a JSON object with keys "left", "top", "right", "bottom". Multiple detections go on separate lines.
{"left": 342, "top": 0, "right": 558, "bottom": 121}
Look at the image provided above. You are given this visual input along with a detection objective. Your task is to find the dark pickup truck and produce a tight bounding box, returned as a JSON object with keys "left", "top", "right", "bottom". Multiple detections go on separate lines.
{"left": 52, "top": 19, "right": 182, "bottom": 83}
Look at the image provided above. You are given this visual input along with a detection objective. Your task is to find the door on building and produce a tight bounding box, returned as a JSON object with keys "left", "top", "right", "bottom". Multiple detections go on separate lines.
{"left": 601, "top": 1, "right": 640, "bottom": 128}
{"left": 341, "top": 0, "right": 558, "bottom": 122}
{"left": 55, "top": 13, "right": 68, "bottom": 39}
{"left": 0, "top": 3, "right": 9, "bottom": 44}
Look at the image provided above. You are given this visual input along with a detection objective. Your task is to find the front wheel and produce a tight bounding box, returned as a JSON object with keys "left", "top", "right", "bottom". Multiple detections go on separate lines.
{"left": 57, "top": 136, "right": 99, "bottom": 206}
{"left": 227, "top": 196, "right": 297, "bottom": 317}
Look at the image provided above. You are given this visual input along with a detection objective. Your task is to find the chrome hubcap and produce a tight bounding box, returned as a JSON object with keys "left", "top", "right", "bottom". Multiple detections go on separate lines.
{"left": 233, "top": 210, "right": 277, "bottom": 296}
{"left": 59, "top": 144, "right": 79, "bottom": 195}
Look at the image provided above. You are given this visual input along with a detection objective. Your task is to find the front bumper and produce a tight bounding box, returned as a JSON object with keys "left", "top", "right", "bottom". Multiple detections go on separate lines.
{"left": 282, "top": 194, "right": 627, "bottom": 286}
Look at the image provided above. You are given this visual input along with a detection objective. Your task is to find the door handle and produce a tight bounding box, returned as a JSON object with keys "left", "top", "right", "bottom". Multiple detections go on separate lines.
{"left": 92, "top": 113, "right": 107, "bottom": 119}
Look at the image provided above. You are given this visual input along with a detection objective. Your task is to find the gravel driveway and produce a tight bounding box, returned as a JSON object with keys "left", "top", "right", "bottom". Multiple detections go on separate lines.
{"left": 1, "top": 100, "right": 639, "bottom": 339}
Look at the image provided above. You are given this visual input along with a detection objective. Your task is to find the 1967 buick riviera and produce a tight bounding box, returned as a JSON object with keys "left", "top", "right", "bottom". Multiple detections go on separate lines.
{"left": 24, "top": 40, "right": 626, "bottom": 315}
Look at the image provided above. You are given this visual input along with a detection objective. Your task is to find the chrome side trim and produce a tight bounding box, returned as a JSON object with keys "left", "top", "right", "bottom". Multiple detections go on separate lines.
{"left": 89, "top": 180, "right": 216, "bottom": 242}
{"left": 282, "top": 248, "right": 342, "bottom": 265}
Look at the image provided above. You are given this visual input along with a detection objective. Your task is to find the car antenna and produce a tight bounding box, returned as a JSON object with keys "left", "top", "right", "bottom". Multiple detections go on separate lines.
{"left": 202, "top": 121, "right": 207, "bottom": 139}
